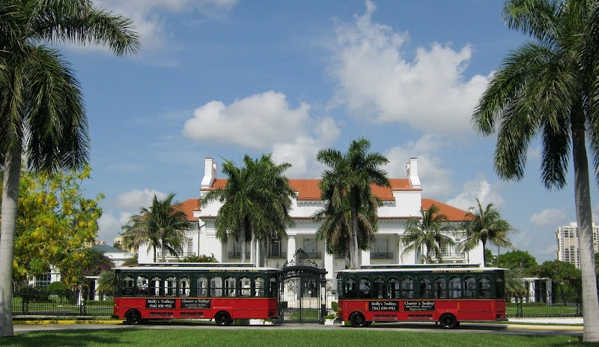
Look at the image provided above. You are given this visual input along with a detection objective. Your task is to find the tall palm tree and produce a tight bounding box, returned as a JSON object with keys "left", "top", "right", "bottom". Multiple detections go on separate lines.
{"left": 126, "top": 193, "right": 193, "bottom": 263}
{"left": 0, "top": 0, "right": 138, "bottom": 337}
{"left": 246, "top": 155, "right": 295, "bottom": 266}
{"left": 473, "top": 1, "right": 599, "bottom": 338}
{"left": 201, "top": 154, "right": 294, "bottom": 264}
{"left": 458, "top": 200, "right": 513, "bottom": 267}
{"left": 401, "top": 204, "right": 455, "bottom": 264}
{"left": 314, "top": 189, "right": 380, "bottom": 261}
{"left": 317, "top": 138, "right": 390, "bottom": 269}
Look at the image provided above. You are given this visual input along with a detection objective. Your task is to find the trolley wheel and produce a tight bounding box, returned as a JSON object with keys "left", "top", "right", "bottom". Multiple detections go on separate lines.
{"left": 126, "top": 310, "right": 143, "bottom": 325}
{"left": 350, "top": 312, "right": 366, "bottom": 327}
{"left": 215, "top": 311, "right": 232, "bottom": 326}
{"left": 439, "top": 313, "right": 457, "bottom": 329}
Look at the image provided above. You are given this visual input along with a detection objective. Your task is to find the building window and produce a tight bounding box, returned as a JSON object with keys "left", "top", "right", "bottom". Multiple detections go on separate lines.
{"left": 35, "top": 272, "right": 52, "bottom": 287}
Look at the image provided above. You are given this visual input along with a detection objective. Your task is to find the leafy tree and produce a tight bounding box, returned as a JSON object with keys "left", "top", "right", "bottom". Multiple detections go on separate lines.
{"left": 0, "top": 0, "right": 138, "bottom": 337}
{"left": 316, "top": 138, "right": 390, "bottom": 269}
{"left": 201, "top": 154, "right": 295, "bottom": 265}
{"left": 473, "top": 0, "right": 599, "bottom": 340}
{"left": 125, "top": 193, "right": 193, "bottom": 263}
{"left": 81, "top": 248, "right": 114, "bottom": 277}
{"left": 505, "top": 267, "right": 528, "bottom": 303}
{"left": 0, "top": 168, "right": 103, "bottom": 285}
{"left": 495, "top": 250, "right": 538, "bottom": 275}
{"left": 533, "top": 260, "right": 582, "bottom": 306}
{"left": 401, "top": 204, "right": 455, "bottom": 264}
{"left": 485, "top": 249, "right": 495, "bottom": 267}
{"left": 458, "top": 199, "right": 514, "bottom": 267}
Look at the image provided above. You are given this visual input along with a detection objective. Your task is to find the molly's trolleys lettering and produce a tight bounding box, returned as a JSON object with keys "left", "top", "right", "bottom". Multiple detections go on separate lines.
{"left": 146, "top": 299, "right": 175, "bottom": 309}
{"left": 404, "top": 301, "right": 435, "bottom": 311}
{"left": 369, "top": 301, "right": 399, "bottom": 311}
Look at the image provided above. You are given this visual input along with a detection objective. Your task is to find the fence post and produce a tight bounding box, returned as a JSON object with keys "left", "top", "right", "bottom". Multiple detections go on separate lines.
{"left": 517, "top": 299, "right": 523, "bottom": 317}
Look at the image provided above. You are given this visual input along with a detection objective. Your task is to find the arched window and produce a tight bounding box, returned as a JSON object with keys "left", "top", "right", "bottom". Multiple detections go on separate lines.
{"left": 268, "top": 276, "right": 278, "bottom": 298}
{"left": 434, "top": 276, "right": 447, "bottom": 298}
{"left": 210, "top": 276, "right": 222, "bottom": 297}
{"left": 197, "top": 276, "right": 208, "bottom": 296}
{"left": 401, "top": 276, "right": 414, "bottom": 298}
{"left": 359, "top": 278, "right": 371, "bottom": 298}
{"left": 448, "top": 276, "right": 461, "bottom": 298}
{"left": 463, "top": 276, "right": 476, "bottom": 298}
{"left": 419, "top": 276, "right": 432, "bottom": 298}
{"left": 373, "top": 277, "right": 385, "bottom": 298}
{"left": 137, "top": 276, "right": 149, "bottom": 296}
{"left": 387, "top": 277, "right": 400, "bottom": 299}
{"left": 479, "top": 276, "right": 491, "bottom": 298}
{"left": 239, "top": 276, "right": 251, "bottom": 297}
{"left": 225, "top": 276, "right": 236, "bottom": 297}
{"left": 122, "top": 275, "right": 135, "bottom": 296}
{"left": 165, "top": 276, "right": 176, "bottom": 296}
{"left": 150, "top": 276, "right": 161, "bottom": 296}
{"left": 179, "top": 276, "right": 190, "bottom": 296}
{"left": 343, "top": 278, "right": 358, "bottom": 299}
{"left": 254, "top": 277, "right": 265, "bottom": 297}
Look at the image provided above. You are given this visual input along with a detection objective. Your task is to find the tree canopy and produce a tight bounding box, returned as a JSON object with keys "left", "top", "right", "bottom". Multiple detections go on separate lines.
{"left": 401, "top": 204, "right": 455, "bottom": 264}
{"left": 316, "top": 138, "right": 390, "bottom": 269}
{"left": 473, "top": 0, "right": 599, "bottom": 340}
{"left": 0, "top": 167, "right": 103, "bottom": 286}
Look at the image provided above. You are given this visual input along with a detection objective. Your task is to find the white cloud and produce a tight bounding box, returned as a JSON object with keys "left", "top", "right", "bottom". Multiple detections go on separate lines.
{"left": 97, "top": 210, "right": 133, "bottom": 242}
{"left": 116, "top": 189, "right": 167, "bottom": 210}
{"left": 529, "top": 208, "right": 567, "bottom": 228}
{"left": 446, "top": 173, "right": 504, "bottom": 211}
{"left": 383, "top": 134, "right": 453, "bottom": 196}
{"left": 93, "top": 0, "right": 237, "bottom": 50}
{"left": 182, "top": 91, "right": 313, "bottom": 150}
{"left": 327, "top": 0, "right": 489, "bottom": 135}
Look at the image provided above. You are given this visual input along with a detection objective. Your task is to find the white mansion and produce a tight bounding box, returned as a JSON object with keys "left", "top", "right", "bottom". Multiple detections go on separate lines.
{"left": 138, "top": 157, "right": 484, "bottom": 283}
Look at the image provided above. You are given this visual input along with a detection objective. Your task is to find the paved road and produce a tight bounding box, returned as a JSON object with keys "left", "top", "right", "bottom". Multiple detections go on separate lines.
{"left": 12, "top": 321, "right": 583, "bottom": 338}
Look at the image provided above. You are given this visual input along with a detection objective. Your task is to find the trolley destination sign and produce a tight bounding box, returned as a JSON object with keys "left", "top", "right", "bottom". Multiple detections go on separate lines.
{"left": 181, "top": 299, "right": 211, "bottom": 309}
{"left": 146, "top": 299, "right": 175, "bottom": 309}
{"left": 369, "top": 301, "right": 398, "bottom": 311}
{"left": 404, "top": 301, "right": 435, "bottom": 311}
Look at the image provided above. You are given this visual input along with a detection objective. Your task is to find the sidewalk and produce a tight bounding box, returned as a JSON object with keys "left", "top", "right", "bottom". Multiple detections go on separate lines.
{"left": 508, "top": 317, "right": 583, "bottom": 325}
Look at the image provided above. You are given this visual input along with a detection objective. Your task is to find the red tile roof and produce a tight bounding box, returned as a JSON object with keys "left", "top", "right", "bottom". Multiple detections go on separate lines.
{"left": 179, "top": 198, "right": 199, "bottom": 222}
{"left": 422, "top": 198, "right": 471, "bottom": 222}
{"left": 202, "top": 178, "right": 416, "bottom": 201}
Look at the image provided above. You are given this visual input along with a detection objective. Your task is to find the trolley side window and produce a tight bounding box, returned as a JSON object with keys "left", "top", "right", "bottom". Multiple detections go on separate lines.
{"left": 137, "top": 276, "right": 149, "bottom": 296}
{"left": 463, "top": 276, "right": 476, "bottom": 298}
{"left": 239, "top": 276, "right": 251, "bottom": 297}
{"left": 179, "top": 276, "right": 190, "bottom": 296}
{"left": 479, "top": 276, "right": 491, "bottom": 298}
{"left": 373, "top": 277, "right": 385, "bottom": 299}
{"left": 197, "top": 276, "right": 208, "bottom": 296}
{"left": 449, "top": 276, "right": 461, "bottom": 298}
{"left": 210, "top": 276, "right": 223, "bottom": 297}
{"left": 401, "top": 276, "right": 414, "bottom": 298}
{"left": 418, "top": 276, "right": 432, "bottom": 298}
{"left": 343, "top": 277, "right": 358, "bottom": 299}
{"left": 254, "top": 277, "right": 265, "bottom": 297}
{"left": 150, "top": 276, "right": 162, "bottom": 296}
{"left": 387, "top": 277, "right": 400, "bottom": 299}
{"left": 434, "top": 276, "right": 447, "bottom": 298}
{"left": 122, "top": 275, "right": 135, "bottom": 296}
{"left": 359, "top": 278, "right": 371, "bottom": 298}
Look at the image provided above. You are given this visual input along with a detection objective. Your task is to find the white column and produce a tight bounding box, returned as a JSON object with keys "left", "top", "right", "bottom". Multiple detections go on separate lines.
{"left": 361, "top": 249, "right": 371, "bottom": 266}
{"left": 287, "top": 235, "right": 296, "bottom": 262}
{"left": 324, "top": 243, "right": 335, "bottom": 280}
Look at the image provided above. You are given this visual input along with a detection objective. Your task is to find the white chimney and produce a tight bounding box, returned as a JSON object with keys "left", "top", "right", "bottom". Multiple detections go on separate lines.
{"left": 201, "top": 157, "right": 217, "bottom": 189}
{"left": 406, "top": 157, "right": 421, "bottom": 188}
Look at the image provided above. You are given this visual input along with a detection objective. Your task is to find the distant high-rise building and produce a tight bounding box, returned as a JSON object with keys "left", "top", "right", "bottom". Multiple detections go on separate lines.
{"left": 555, "top": 222, "right": 599, "bottom": 268}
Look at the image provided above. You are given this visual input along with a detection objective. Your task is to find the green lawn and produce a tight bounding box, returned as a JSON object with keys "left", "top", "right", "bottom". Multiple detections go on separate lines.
{"left": 0, "top": 329, "right": 591, "bottom": 347}
{"left": 505, "top": 303, "right": 580, "bottom": 317}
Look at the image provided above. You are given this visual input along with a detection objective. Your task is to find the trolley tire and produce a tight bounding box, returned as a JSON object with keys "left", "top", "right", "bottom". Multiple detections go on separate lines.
{"left": 350, "top": 312, "right": 366, "bottom": 327}
{"left": 126, "top": 310, "right": 143, "bottom": 325}
{"left": 215, "top": 311, "right": 232, "bottom": 326}
{"left": 439, "top": 313, "right": 457, "bottom": 329}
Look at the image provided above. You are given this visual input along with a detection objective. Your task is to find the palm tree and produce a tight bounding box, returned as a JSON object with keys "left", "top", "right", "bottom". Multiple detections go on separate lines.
{"left": 474, "top": 1, "right": 599, "bottom": 340}
{"left": 126, "top": 193, "right": 193, "bottom": 263}
{"left": 314, "top": 189, "right": 380, "bottom": 261}
{"left": 201, "top": 154, "right": 294, "bottom": 264}
{"left": 458, "top": 200, "right": 513, "bottom": 267}
{"left": 97, "top": 270, "right": 117, "bottom": 296}
{"left": 0, "top": 0, "right": 138, "bottom": 337}
{"left": 316, "top": 138, "right": 390, "bottom": 269}
{"left": 401, "top": 204, "right": 455, "bottom": 264}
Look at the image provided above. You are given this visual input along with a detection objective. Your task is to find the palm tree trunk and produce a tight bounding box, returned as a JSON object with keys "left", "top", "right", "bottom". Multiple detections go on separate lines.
{"left": 250, "top": 230, "right": 256, "bottom": 266}
{"left": 240, "top": 222, "right": 246, "bottom": 263}
{"left": 571, "top": 121, "right": 599, "bottom": 341}
{"left": 481, "top": 240, "right": 487, "bottom": 268}
{"left": 0, "top": 149, "right": 22, "bottom": 337}
{"left": 263, "top": 237, "right": 269, "bottom": 268}
{"left": 350, "top": 205, "right": 359, "bottom": 269}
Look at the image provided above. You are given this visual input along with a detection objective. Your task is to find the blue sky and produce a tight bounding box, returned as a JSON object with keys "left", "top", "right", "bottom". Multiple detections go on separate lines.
{"left": 62, "top": 0, "right": 598, "bottom": 263}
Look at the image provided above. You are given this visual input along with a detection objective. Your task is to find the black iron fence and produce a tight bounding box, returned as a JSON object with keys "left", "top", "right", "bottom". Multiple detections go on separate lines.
{"left": 13, "top": 287, "right": 113, "bottom": 317}
{"left": 506, "top": 300, "right": 582, "bottom": 318}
